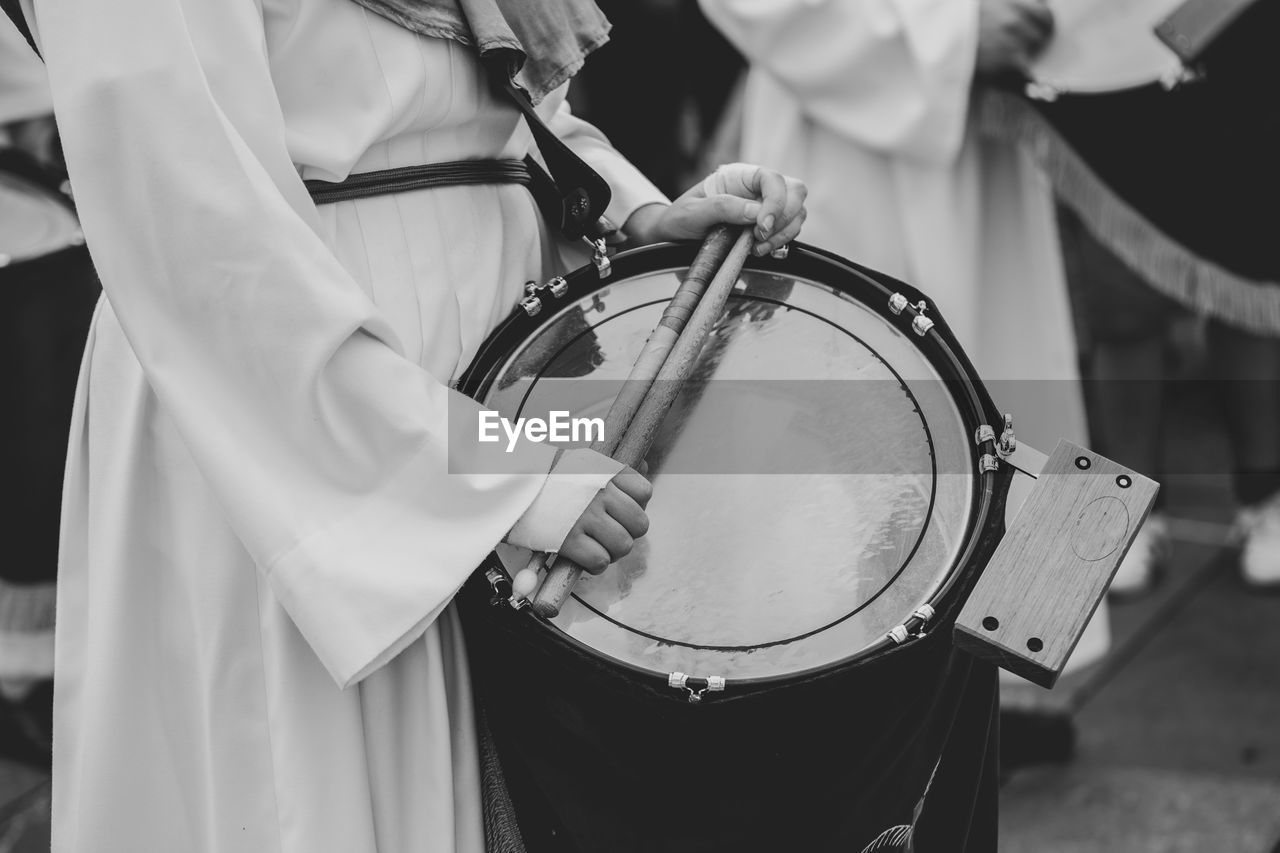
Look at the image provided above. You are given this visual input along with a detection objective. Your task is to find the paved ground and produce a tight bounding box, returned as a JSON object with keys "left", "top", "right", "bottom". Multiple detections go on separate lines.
{"left": 1000, "top": 370, "right": 1280, "bottom": 852}
{"left": 1002, "top": 547, "right": 1280, "bottom": 852}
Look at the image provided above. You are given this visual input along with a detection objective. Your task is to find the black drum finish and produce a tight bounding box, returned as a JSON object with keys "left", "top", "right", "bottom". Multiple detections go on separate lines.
{"left": 459, "top": 242, "right": 1013, "bottom": 852}
{"left": 1, "top": 151, "right": 100, "bottom": 586}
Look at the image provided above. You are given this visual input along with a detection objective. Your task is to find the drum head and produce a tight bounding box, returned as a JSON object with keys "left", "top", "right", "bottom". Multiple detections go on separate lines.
{"left": 1030, "top": 0, "right": 1184, "bottom": 93}
{"left": 483, "top": 261, "right": 978, "bottom": 681}
{"left": 0, "top": 172, "right": 81, "bottom": 265}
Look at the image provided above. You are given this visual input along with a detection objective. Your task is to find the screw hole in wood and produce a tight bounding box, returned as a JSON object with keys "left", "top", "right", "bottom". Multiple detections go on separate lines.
{"left": 1116, "top": 474, "right": 1131, "bottom": 488}
{"left": 1075, "top": 456, "right": 1091, "bottom": 470}
{"left": 982, "top": 616, "right": 999, "bottom": 631}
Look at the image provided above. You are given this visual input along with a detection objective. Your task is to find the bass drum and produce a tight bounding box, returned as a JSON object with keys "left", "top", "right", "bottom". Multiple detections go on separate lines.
{"left": 458, "top": 242, "right": 1013, "bottom": 853}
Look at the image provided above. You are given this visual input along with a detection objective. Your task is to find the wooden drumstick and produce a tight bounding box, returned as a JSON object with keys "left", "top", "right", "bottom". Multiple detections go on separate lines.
{"left": 530, "top": 226, "right": 755, "bottom": 618}
{"left": 592, "top": 225, "right": 741, "bottom": 447}
{"left": 511, "top": 225, "right": 741, "bottom": 604}
{"left": 609, "top": 230, "right": 754, "bottom": 466}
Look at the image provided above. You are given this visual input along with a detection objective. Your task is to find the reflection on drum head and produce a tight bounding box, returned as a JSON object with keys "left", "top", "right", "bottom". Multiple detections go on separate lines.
{"left": 1030, "top": 0, "right": 1184, "bottom": 93}
{"left": 486, "top": 269, "right": 975, "bottom": 680}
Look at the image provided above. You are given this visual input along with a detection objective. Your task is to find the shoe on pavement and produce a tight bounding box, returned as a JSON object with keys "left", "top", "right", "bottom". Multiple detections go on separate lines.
{"left": 1237, "top": 494, "right": 1280, "bottom": 589}
{"left": 1108, "top": 513, "right": 1168, "bottom": 599}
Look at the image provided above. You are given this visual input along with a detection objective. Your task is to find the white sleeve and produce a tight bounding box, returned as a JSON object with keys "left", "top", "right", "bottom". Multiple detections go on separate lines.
{"left": 29, "top": 0, "right": 562, "bottom": 688}
{"left": 699, "top": 0, "right": 979, "bottom": 163}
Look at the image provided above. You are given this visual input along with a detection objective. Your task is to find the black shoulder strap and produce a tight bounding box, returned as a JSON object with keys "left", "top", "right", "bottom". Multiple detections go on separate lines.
{"left": 2, "top": 0, "right": 39, "bottom": 56}
{"left": 484, "top": 50, "right": 613, "bottom": 242}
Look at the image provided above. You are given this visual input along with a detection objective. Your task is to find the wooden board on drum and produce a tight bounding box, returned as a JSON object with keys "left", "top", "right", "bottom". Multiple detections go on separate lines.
{"left": 955, "top": 440, "right": 1159, "bottom": 688}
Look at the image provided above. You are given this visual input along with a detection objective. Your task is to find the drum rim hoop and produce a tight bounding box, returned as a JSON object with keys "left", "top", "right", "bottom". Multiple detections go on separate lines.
{"left": 458, "top": 241, "right": 1007, "bottom": 690}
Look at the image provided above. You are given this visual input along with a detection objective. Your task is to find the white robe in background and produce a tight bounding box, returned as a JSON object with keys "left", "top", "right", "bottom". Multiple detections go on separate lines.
{"left": 0, "top": 18, "right": 57, "bottom": 683}
{"left": 700, "top": 0, "right": 1109, "bottom": 667}
{"left": 22, "top": 0, "right": 665, "bottom": 849}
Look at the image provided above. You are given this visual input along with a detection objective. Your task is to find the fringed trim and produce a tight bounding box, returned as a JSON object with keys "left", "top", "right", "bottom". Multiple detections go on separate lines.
{"left": 976, "top": 90, "right": 1280, "bottom": 337}
{"left": 477, "top": 707, "right": 528, "bottom": 853}
{"left": 0, "top": 580, "right": 54, "bottom": 633}
{"left": 860, "top": 824, "right": 913, "bottom": 853}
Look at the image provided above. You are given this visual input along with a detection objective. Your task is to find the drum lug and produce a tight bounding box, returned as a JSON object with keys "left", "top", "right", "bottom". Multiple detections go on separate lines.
{"left": 975, "top": 414, "right": 1016, "bottom": 472}
{"left": 586, "top": 236, "right": 612, "bottom": 279}
{"left": 887, "top": 604, "right": 936, "bottom": 645}
{"left": 996, "top": 413, "right": 1017, "bottom": 458}
{"left": 975, "top": 422, "right": 1001, "bottom": 472}
{"left": 889, "top": 294, "right": 935, "bottom": 334}
{"left": 484, "top": 566, "right": 528, "bottom": 610}
{"left": 522, "top": 276, "right": 571, "bottom": 315}
{"left": 668, "top": 672, "right": 726, "bottom": 704}
{"left": 910, "top": 302, "right": 933, "bottom": 336}
{"left": 1024, "top": 81, "right": 1060, "bottom": 102}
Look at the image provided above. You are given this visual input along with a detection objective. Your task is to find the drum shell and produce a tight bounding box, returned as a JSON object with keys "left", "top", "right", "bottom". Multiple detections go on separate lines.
{"left": 461, "top": 474, "right": 1008, "bottom": 853}
{"left": 1, "top": 162, "right": 100, "bottom": 585}
{"left": 458, "top": 244, "right": 1013, "bottom": 852}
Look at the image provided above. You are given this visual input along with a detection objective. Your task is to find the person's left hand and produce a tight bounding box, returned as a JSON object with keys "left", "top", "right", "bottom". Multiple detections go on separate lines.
{"left": 623, "top": 163, "right": 807, "bottom": 257}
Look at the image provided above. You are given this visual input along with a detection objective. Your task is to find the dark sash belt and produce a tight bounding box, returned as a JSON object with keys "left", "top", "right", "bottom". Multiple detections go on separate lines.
{"left": 305, "top": 158, "right": 532, "bottom": 205}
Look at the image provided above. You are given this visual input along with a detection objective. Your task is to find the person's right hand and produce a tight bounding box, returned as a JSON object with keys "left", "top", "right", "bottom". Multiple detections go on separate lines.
{"left": 557, "top": 466, "right": 652, "bottom": 573}
{"left": 976, "top": 0, "right": 1055, "bottom": 78}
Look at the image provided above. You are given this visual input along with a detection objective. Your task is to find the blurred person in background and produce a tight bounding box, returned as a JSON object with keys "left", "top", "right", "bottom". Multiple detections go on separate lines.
{"left": 1054, "top": 0, "right": 1280, "bottom": 595}
{"left": 700, "top": 0, "right": 1111, "bottom": 670}
{"left": 1059, "top": 204, "right": 1181, "bottom": 598}
{"left": 572, "top": 0, "right": 743, "bottom": 197}
{"left": 0, "top": 16, "right": 61, "bottom": 766}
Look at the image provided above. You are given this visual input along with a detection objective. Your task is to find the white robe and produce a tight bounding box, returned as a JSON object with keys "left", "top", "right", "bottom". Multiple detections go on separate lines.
{"left": 700, "top": 0, "right": 1109, "bottom": 667}
{"left": 22, "top": 0, "right": 665, "bottom": 849}
{"left": 700, "top": 0, "right": 1087, "bottom": 444}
